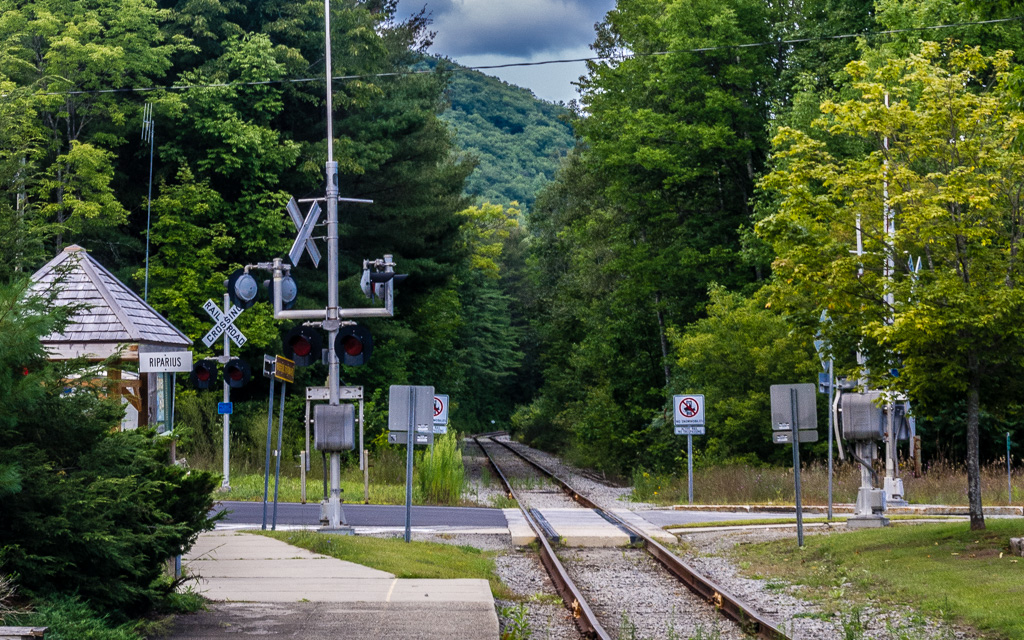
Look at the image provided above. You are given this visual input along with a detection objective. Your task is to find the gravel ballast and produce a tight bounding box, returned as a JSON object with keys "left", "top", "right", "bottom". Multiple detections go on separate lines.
{"left": 467, "top": 435, "right": 973, "bottom": 640}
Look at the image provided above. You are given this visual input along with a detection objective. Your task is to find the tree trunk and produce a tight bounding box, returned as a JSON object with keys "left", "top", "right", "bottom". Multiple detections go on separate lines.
{"left": 966, "top": 349, "right": 985, "bottom": 530}
{"left": 654, "top": 292, "right": 671, "bottom": 387}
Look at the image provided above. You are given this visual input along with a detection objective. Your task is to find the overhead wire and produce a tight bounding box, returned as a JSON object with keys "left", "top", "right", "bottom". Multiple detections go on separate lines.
{"left": 23, "top": 15, "right": 1024, "bottom": 97}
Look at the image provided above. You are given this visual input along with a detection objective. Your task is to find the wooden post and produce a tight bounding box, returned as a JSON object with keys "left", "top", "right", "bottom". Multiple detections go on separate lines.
{"left": 300, "top": 451, "right": 307, "bottom": 504}
{"left": 363, "top": 449, "right": 370, "bottom": 504}
{"left": 914, "top": 435, "right": 922, "bottom": 478}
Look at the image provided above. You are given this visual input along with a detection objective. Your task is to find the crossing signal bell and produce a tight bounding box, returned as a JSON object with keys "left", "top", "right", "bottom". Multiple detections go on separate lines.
{"left": 336, "top": 324, "right": 372, "bottom": 366}
{"left": 223, "top": 358, "right": 251, "bottom": 388}
{"left": 359, "top": 261, "right": 407, "bottom": 300}
{"left": 227, "top": 269, "right": 259, "bottom": 309}
{"left": 284, "top": 326, "right": 322, "bottom": 367}
{"left": 190, "top": 359, "right": 218, "bottom": 391}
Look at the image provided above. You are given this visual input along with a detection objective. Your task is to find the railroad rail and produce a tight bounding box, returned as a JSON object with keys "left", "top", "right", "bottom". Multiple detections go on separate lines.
{"left": 473, "top": 433, "right": 789, "bottom": 640}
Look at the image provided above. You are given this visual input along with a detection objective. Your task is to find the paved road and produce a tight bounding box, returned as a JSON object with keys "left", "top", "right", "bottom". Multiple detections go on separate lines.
{"left": 213, "top": 500, "right": 508, "bottom": 528}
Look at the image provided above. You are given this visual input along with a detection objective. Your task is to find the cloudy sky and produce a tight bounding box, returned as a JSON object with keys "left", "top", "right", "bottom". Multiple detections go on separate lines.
{"left": 395, "top": 0, "right": 617, "bottom": 104}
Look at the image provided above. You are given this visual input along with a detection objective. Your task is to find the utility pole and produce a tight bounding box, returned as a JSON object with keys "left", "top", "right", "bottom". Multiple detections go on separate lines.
{"left": 142, "top": 103, "right": 155, "bottom": 302}
{"left": 251, "top": 0, "right": 397, "bottom": 532}
{"left": 221, "top": 293, "right": 232, "bottom": 489}
{"left": 882, "top": 92, "right": 907, "bottom": 506}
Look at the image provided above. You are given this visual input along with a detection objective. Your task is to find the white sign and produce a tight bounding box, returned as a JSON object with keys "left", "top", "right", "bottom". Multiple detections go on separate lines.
{"left": 201, "top": 299, "right": 247, "bottom": 348}
{"left": 675, "top": 426, "right": 706, "bottom": 436}
{"left": 433, "top": 394, "right": 449, "bottom": 434}
{"left": 286, "top": 198, "right": 322, "bottom": 267}
{"left": 139, "top": 350, "right": 193, "bottom": 373}
{"left": 673, "top": 394, "right": 705, "bottom": 426}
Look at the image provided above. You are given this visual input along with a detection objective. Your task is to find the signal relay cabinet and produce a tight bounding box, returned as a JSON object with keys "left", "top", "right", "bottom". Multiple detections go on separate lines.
{"left": 306, "top": 386, "right": 363, "bottom": 456}
{"left": 838, "top": 388, "right": 912, "bottom": 522}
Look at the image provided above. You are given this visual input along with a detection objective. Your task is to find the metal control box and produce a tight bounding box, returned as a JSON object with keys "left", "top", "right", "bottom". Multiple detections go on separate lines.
{"left": 840, "top": 391, "right": 885, "bottom": 441}
{"left": 314, "top": 403, "right": 355, "bottom": 451}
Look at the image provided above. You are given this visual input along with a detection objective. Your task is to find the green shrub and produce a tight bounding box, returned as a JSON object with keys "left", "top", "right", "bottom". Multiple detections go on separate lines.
{"left": 4, "top": 595, "right": 142, "bottom": 640}
{"left": 0, "top": 278, "right": 218, "bottom": 620}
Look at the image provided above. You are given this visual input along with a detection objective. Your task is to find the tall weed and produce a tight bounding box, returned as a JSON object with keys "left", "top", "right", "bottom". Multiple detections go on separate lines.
{"left": 416, "top": 431, "right": 466, "bottom": 504}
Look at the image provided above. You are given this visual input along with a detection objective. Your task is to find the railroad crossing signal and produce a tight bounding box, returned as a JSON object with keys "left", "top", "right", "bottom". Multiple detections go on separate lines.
{"left": 227, "top": 269, "right": 259, "bottom": 309}
{"left": 286, "top": 197, "right": 322, "bottom": 268}
{"left": 284, "top": 325, "right": 322, "bottom": 367}
{"left": 190, "top": 359, "right": 218, "bottom": 391}
{"left": 224, "top": 358, "right": 252, "bottom": 388}
{"left": 336, "top": 324, "right": 372, "bottom": 366}
{"left": 202, "top": 298, "right": 248, "bottom": 348}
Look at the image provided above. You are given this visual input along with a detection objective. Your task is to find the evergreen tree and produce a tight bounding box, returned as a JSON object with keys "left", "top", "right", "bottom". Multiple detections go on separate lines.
{"left": 0, "top": 277, "right": 218, "bottom": 616}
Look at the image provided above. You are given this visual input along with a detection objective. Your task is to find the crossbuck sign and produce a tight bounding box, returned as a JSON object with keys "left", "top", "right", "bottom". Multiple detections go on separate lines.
{"left": 202, "top": 299, "right": 248, "bottom": 348}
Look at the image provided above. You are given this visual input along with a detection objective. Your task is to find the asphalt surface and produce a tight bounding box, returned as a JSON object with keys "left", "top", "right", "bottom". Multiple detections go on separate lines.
{"left": 213, "top": 500, "right": 508, "bottom": 528}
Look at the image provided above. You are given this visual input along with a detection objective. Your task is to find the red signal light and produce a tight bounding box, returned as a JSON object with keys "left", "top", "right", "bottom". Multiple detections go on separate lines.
{"left": 342, "top": 336, "right": 363, "bottom": 356}
{"left": 283, "top": 326, "right": 322, "bottom": 367}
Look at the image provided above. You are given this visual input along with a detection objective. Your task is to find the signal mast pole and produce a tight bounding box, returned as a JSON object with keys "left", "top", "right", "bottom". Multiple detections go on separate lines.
{"left": 322, "top": 0, "right": 346, "bottom": 531}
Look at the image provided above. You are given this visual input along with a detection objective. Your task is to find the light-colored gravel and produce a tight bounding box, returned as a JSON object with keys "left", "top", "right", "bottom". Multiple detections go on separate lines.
{"left": 559, "top": 547, "right": 747, "bottom": 640}
{"left": 462, "top": 437, "right": 510, "bottom": 508}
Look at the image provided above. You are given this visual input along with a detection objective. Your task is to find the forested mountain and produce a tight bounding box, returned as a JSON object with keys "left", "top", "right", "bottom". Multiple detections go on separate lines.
{"left": 440, "top": 66, "right": 575, "bottom": 211}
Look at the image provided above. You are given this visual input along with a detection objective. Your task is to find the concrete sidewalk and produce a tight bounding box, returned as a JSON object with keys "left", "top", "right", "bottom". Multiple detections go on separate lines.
{"left": 167, "top": 530, "right": 499, "bottom": 639}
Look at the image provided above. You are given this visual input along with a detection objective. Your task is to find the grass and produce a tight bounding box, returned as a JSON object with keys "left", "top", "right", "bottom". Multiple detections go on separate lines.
{"left": 730, "top": 519, "right": 1024, "bottom": 638}
{"left": 629, "top": 459, "right": 1021, "bottom": 507}
{"left": 211, "top": 442, "right": 478, "bottom": 506}
{"left": 217, "top": 471, "right": 410, "bottom": 505}
{"left": 257, "top": 530, "right": 513, "bottom": 600}
{"left": 663, "top": 515, "right": 964, "bottom": 529}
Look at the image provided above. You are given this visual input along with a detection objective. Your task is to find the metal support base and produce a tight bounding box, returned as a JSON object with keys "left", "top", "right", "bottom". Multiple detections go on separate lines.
{"left": 847, "top": 515, "right": 889, "bottom": 529}
{"left": 853, "top": 486, "right": 890, "bottom": 527}
{"left": 884, "top": 476, "right": 908, "bottom": 507}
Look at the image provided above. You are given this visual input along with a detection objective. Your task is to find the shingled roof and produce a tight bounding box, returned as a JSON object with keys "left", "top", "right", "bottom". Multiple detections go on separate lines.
{"left": 30, "top": 245, "right": 191, "bottom": 355}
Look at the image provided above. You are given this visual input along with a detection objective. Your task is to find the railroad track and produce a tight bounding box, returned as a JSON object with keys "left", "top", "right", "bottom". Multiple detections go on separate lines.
{"left": 473, "top": 434, "right": 789, "bottom": 640}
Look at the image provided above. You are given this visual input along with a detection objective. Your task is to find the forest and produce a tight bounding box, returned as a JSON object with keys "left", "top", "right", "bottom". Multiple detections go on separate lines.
{"left": 0, "top": 0, "right": 1022, "bottom": 505}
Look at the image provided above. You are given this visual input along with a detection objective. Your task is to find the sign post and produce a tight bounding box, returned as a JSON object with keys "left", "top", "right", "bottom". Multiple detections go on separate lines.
{"left": 673, "top": 394, "right": 705, "bottom": 504}
{"left": 389, "top": 385, "right": 435, "bottom": 542}
{"left": 770, "top": 383, "right": 817, "bottom": 547}
{"left": 202, "top": 295, "right": 248, "bottom": 490}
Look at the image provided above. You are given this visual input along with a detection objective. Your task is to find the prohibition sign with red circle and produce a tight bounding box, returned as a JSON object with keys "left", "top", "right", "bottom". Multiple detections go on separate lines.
{"left": 678, "top": 396, "right": 700, "bottom": 418}
{"left": 434, "top": 396, "right": 444, "bottom": 418}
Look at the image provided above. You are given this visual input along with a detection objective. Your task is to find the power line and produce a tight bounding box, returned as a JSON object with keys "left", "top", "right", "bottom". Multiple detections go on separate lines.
{"left": 31, "top": 15, "right": 1024, "bottom": 97}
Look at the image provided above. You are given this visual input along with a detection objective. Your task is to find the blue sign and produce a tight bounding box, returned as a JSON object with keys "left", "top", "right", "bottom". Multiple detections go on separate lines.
{"left": 218, "top": 402, "right": 233, "bottom": 415}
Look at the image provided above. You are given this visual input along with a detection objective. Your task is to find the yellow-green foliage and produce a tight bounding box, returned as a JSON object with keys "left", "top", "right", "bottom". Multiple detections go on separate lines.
{"left": 416, "top": 431, "right": 466, "bottom": 505}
